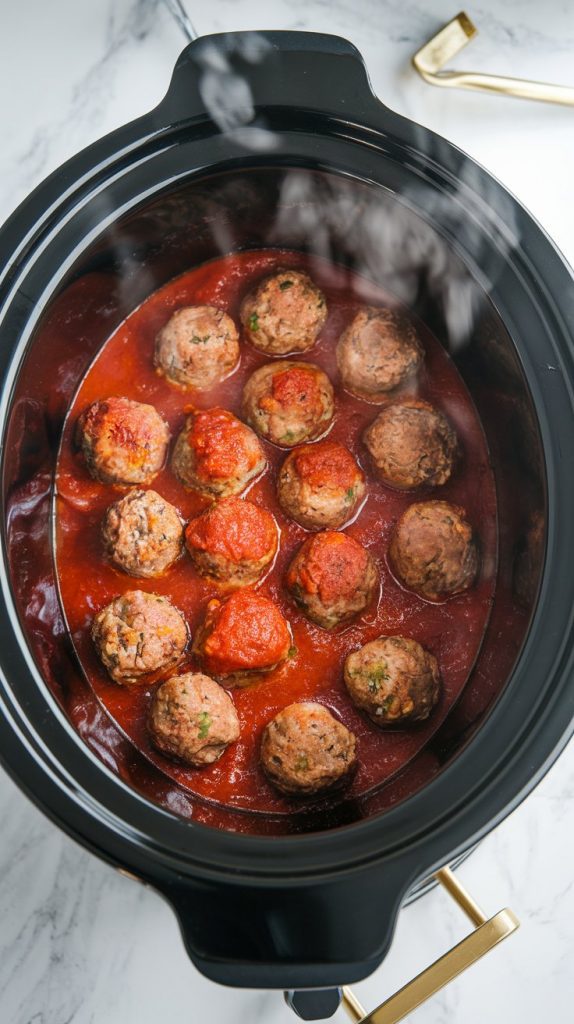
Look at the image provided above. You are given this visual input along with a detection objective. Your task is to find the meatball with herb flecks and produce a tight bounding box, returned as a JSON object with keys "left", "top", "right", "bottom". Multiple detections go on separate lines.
{"left": 363, "top": 399, "right": 458, "bottom": 490}
{"left": 337, "top": 307, "right": 423, "bottom": 402}
{"left": 389, "top": 500, "right": 478, "bottom": 601}
{"left": 193, "top": 589, "right": 292, "bottom": 684}
{"left": 277, "top": 440, "right": 365, "bottom": 530}
{"left": 76, "top": 396, "right": 170, "bottom": 486}
{"left": 171, "top": 407, "right": 266, "bottom": 498}
{"left": 185, "top": 496, "right": 278, "bottom": 586}
{"left": 260, "top": 702, "right": 357, "bottom": 795}
{"left": 344, "top": 635, "right": 440, "bottom": 726}
{"left": 154, "top": 305, "right": 239, "bottom": 390}
{"left": 102, "top": 489, "right": 183, "bottom": 578}
{"left": 240, "top": 269, "right": 327, "bottom": 354}
{"left": 148, "top": 672, "right": 240, "bottom": 766}
{"left": 286, "top": 531, "right": 378, "bottom": 629}
{"left": 92, "top": 590, "right": 188, "bottom": 684}
{"left": 242, "top": 361, "right": 334, "bottom": 448}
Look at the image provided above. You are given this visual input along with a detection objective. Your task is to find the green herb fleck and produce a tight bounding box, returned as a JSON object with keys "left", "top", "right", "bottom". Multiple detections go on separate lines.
{"left": 279, "top": 279, "right": 294, "bottom": 291}
{"left": 281, "top": 430, "right": 296, "bottom": 442}
{"left": 249, "top": 313, "right": 259, "bottom": 332}
{"left": 346, "top": 487, "right": 355, "bottom": 502}
{"left": 288, "top": 645, "right": 298, "bottom": 659}
{"left": 198, "top": 711, "right": 212, "bottom": 739}
{"left": 295, "top": 754, "right": 309, "bottom": 772}
{"left": 379, "top": 695, "right": 394, "bottom": 715}
{"left": 367, "top": 663, "right": 389, "bottom": 693}
{"left": 191, "top": 334, "right": 211, "bottom": 345}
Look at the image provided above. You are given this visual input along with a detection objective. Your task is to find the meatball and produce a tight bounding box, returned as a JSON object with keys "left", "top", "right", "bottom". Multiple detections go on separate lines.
{"left": 171, "top": 407, "right": 266, "bottom": 498}
{"left": 240, "top": 269, "right": 327, "bottom": 355}
{"left": 514, "top": 510, "right": 545, "bottom": 608}
{"left": 148, "top": 672, "right": 240, "bottom": 766}
{"left": 193, "top": 589, "right": 292, "bottom": 684}
{"left": 336, "top": 307, "right": 423, "bottom": 402}
{"left": 389, "top": 500, "right": 478, "bottom": 601}
{"left": 277, "top": 440, "right": 366, "bottom": 530}
{"left": 260, "top": 702, "right": 357, "bottom": 795}
{"left": 154, "top": 305, "right": 239, "bottom": 390}
{"left": 102, "top": 489, "right": 183, "bottom": 578}
{"left": 92, "top": 590, "right": 188, "bottom": 684}
{"left": 242, "top": 361, "right": 335, "bottom": 448}
{"left": 363, "top": 399, "right": 458, "bottom": 490}
{"left": 76, "top": 396, "right": 170, "bottom": 486}
{"left": 185, "top": 497, "right": 278, "bottom": 586}
{"left": 344, "top": 636, "right": 440, "bottom": 726}
{"left": 286, "top": 531, "right": 378, "bottom": 629}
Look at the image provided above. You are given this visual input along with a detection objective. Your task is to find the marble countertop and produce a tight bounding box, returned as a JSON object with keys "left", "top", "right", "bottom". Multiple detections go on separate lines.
{"left": 1, "top": 1, "right": 574, "bottom": 1021}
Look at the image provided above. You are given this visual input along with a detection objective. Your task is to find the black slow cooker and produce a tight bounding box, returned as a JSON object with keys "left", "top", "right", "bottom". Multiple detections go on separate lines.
{"left": 1, "top": 31, "right": 573, "bottom": 994}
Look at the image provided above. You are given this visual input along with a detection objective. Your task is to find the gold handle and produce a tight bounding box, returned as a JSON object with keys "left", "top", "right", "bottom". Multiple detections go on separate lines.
{"left": 412, "top": 11, "right": 574, "bottom": 107}
{"left": 341, "top": 866, "right": 519, "bottom": 1024}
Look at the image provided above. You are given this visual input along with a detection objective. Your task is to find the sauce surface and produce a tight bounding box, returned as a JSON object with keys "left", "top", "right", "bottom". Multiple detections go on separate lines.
{"left": 55, "top": 250, "right": 497, "bottom": 816}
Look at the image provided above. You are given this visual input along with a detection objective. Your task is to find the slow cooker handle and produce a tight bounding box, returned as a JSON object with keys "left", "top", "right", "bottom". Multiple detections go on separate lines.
{"left": 156, "top": 30, "right": 390, "bottom": 127}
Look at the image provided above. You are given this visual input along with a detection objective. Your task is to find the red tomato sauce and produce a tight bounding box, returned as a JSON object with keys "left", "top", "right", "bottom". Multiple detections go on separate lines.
{"left": 55, "top": 250, "right": 497, "bottom": 818}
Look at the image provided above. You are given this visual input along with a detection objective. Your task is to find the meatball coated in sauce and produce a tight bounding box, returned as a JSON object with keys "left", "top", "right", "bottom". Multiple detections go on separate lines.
{"left": 92, "top": 590, "right": 188, "bottom": 684}
{"left": 389, "top": 500, "right": 478, "bottom": 602}
{"left": 344, "top": 636, "right": 440, "bottom": 727}
{"left": 102, "top": 489, "right": 183, "bottom": 578}
{"left": 154, "top": 305, "right": 239, "bottom": 390}
{"left": 242, "top": 361, "right": 335, "bottom": 448}
{"left": 240, "top": 270, "right": 327, "bottom": 355}
{"left": 286, "top": 531, "right": 378, "bottom": 629}
{"left": 363, "top": 399, "right": 458, "bottom": 491}
{"left": 514, "top": 510, "right": 545, "bottom": 609}
{"left": 193, "top": 589, "right": 292, "bottom": 684}
{"left": 337, "top": 307, "right": 423, "bottom": 402}
{"left": 171, "top": 407, "right": 266, "bottom": 498}
{"left": 277, "top": 440, "right": 366, "bottom": 530}
{"left": 260, "top": 702, "right": 357, "bottom": 796}
{"left": 76, "top": 396, "right": 170, "bottom": 486}
{"left": 148, "top": 672, "right": 240, "bottom": 767}
{"left": 185, "top": 497, "right": 278, "bottom": 586}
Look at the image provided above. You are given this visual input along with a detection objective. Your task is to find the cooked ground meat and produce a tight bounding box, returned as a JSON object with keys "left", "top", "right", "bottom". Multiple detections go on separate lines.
{"left": 185, "top": 496, "right": 279, "bottom": 586}
{"left": 76, "top": 396, "right": 170, "bottom": 486}
{"left": 171, "top": 407, "right": 266, "bottom": 497}
{"left": 277, "top": 440, "right": 366, "bottom": 530}
{"left": 148, "top": 672, "right": 240, "bottom": 766}
{"left": 336, "top": 307, "right": 423, "bottom": 402}
{"left": 389, "top": 500, "right": 478, "bottom": 601}
{"left": 260, "top": 702, "right": 357, "bottom": 795}
{"left": 240, "top": 270, "right": 327, "bottom": 354}
{"left": 92, "top": 590, "right": 188, "bottom": 684}
{"left": 344, "top": 635, "right": 440, "bottom": 726}
{"left": 286, "top": 530, "right": 378, "bottom": 629}
{"left": 363, "top": 399, "right": 458, "bottom": 490}
{"left": 242, "top": 361, "right": 335, "bottom": 448}
{"left": 154, "top": 305, "right": 240, "bottom": 390}
{"left": 102, "top": 489, "right": 183, "bottom": 578}
{"left": 193, "top": 589, "right": 292, "bottom": 684}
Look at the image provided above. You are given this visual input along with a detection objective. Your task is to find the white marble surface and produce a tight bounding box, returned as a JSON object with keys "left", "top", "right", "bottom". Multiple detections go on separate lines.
{"left": 1, "top": 1, "right": 574, "bottom": 1021}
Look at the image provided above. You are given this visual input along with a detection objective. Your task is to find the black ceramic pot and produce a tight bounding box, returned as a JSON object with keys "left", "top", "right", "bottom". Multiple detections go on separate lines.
{"left": 0, "top": 31, "right": 573, "bottom": 991}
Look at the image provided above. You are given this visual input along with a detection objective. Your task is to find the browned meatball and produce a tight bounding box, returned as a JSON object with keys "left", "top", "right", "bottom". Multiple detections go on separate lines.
{"left": 154, "top": 305, "right": 239, "bottom": 390}
{"left": 389, "top": 501, "right": 478, "bottom": 601}
{"left": 76, "top": 396, "right": 170, "bottom": 486}
{"left": 363, "top": 399, "right": 458, "bottom": 490}
{"left": 193, "top": 590, "right": 292, "bottom": 684}
{"left": 185, "top": 497, "right": 279, "bottom": 586}
{"left": 240, "top": 270, "right": 327, "bottom": 354}
{"left": 102, "top": 489, "right": 183, "bottom": 578}
{"left": 277, "top": 440, "right": 366, "bottom": 530}
{"left": 344, "top": 636, "right": 440, "bottom": 726}
{"left": 336, "top": 307, "right": 423, "bottom": 402}
{"left": 286, "top": 531, "right": 378, "bottom": 629}
{"left": 171, "top": 407, "right": 266, "bottom": 498}
{"left": 242, "top": 361, "right": 334, "bottom": 448}
{"left": 514, "top": 510, "right": 545, "bottom": 608}
{"left": 148, "top": 672, "right": 240, "bottom": 766}
{"left": 92, "top": 590, "right": 188, "bottom": 684}
{"left": 260, "top": 702, "right": 356, "bottom": 795}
